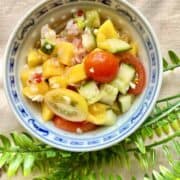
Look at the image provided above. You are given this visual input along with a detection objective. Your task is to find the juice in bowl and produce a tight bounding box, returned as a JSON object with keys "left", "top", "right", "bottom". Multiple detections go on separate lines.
{"left": 4, "top": 0, "right": 162, "bottom": 151}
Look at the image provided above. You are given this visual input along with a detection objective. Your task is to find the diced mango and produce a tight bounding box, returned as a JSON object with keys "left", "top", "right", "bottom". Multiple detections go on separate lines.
{"left": 23, "top": 82, "right": 49, "bottom": 99}
{"left": 20, "top": 67, "right": 33, "bottom": 87}
{"left": 49, "top": 76, "right": 67, "bottom": 89}
{"left": 57, "top": 42, "right": 74, "bottom": 66}
{"left": 42, "top": 102, "right": 54, "bottom": 121}
{"left": 28, "top": 49, "right": 43, "bottom": 67}
{"left": 43, "top": 59, "right": 65, "bottom": 78}
{"left": 128, "top": 42, "right": 138, "bottom": 56}
{"left": 88, "top": 103, "right": 108, "bottom": 115}
{"left": 65, "top": 63, "right": 87, "bottom": 84}
{"left": 97, "top": 19, "right": 119, "bottom": 47}
{"left": 38, "top": 49, "right": 50, "bottom": 62}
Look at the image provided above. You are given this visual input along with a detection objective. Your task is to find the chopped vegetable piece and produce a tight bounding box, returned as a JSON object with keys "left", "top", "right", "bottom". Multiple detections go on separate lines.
{"left": 79, "top": 81, "right": 101, "bottom": 104}
{"left": 100, "top": 84, "right": 118, "bottom": 105}
{"left": 118, "top": 94, "right": 134, "bottom": 113}
{"left": 49, "top": 76, "right": 67, "bottom": 89}
{"left": 97, "top": 19, "right": 119, "bottom": 46}
{"left": 42, "top": 102, "right": 54, "bottom": 121}
{"left": 42, "top": 59, "right": 64, "bottom": 78}
{"left": 82, "top": 28, "right": 96, "bottom": 51}
{"left": 99, "top": 38, "right": 131, "bottom": 53}
{"left": 65, "top": 63, "right": 87, "bottom": 84}
{"left": 85, "top": 10, "right": 100, "bottom": 28}
{"left": 118, "top": 53, "right": 146, "bottom": 95}
{"left": 57, "top": 42, "right": 75, "bottom": 66}
{"left": 27, "top": 49, "right": 43, "bottom": 67}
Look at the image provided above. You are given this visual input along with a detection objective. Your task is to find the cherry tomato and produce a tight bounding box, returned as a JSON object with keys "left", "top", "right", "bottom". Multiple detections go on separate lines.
{"left": 53, "top": 116, "right": 97, "bottom": 133}
{"left": 118, "top": 52, "right": 146, "bottom": 95}
{"left": 84, "top": 50, "right": 119, "bottom": 83}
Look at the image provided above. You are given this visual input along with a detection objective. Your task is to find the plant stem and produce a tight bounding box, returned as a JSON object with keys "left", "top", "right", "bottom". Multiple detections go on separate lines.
{"left": 163, "top": 64, "right": 180, "bottom": 72}
{"left": 143, "top": 101, "right": 180, "bottom": 127}
{"left": 127, "top": 131, "right": 180, "bottom": 152}
{"left": 157, "top": 94, "right": 180, "bottom": 104}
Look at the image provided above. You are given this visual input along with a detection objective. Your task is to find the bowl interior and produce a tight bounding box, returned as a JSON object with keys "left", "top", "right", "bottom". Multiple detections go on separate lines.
{"left": 5, "top": 0, "right": 161, "bottom": 151}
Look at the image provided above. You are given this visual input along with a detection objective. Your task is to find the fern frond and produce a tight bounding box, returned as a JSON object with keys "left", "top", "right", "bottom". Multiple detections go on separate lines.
{"left": 163, "top": 50, "right": 180, "bottom": 72}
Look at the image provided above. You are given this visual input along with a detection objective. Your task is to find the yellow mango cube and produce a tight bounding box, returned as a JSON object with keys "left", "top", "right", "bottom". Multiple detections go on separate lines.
{"left": 28, "top": 49, "right": 43, "bottom": 67}
{"left": 49, "top": 76, "right": 67, "bottom": 89}
{"left": 97, "top": 19, "right": 119, "bottom": 46}
{"left": 57, "top": 42, "right": 74, "bottom": 66}
{"left": 20, "top": 67, "right": 33, "bottom": 87}
{"left": 65, "top": 63, "right": 87, "bottom": 84}
{"left": 23, "top": 82, "right": 49, "bottom": 100}
{"left": 38, "top": 49, "right": 50, "bottom": 62}
{"left": 42, "top": 102, "right": 54, "bottom": 121}
{"left": 43, "top": 59, "right": 65, "bottom": 78}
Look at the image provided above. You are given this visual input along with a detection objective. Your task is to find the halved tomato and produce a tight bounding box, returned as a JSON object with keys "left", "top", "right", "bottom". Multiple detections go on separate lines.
{"left": 53, "top": 116, "right": 97, "bottom": 133}
{"left": 118, "top": 52, "right": 146, "bottom": 95}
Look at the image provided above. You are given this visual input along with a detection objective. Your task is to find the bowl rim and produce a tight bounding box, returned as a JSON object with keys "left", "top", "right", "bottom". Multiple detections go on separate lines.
{"left": 3, "top": 0, "right": 162, "bottom": 152}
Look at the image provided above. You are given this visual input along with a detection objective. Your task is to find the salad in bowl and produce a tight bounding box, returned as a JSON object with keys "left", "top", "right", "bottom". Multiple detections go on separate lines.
{"left": 20, "top": 9, "right": 146, "bottom": 134}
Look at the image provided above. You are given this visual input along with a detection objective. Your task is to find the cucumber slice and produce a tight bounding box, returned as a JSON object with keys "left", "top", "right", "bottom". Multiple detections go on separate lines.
{"left": 118, "top": 94, "right": 134, "bottom": 113}
{"left": 82, "top": 28, "right": 96, "bottom": 51}
{"left": 111, "top": 63, "right": 135, "bottom": 94}
{"left": 118, "top": 63, "right": 135, "bottom": 83}
{"left": 79, "top": 81, "right": 101, "bottom": 104}
{"left": 85, "top": 10, "right": 100, "bottom": 28}
{"left": 100, "top": 84, "right": 118, "bottom": 105}
{"left": 99, "top": 38, "right": 131, "bottom": 53}
{"left": 111, "top": 79, "right": 129, "bottom": 95}
{"left": 104, "top": 110, "right": 117, "bottom": 125}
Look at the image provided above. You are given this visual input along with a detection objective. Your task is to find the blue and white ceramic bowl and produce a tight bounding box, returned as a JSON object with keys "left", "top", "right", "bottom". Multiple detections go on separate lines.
{"left": 4, "top": 0, "right": 162, "bottom": 152}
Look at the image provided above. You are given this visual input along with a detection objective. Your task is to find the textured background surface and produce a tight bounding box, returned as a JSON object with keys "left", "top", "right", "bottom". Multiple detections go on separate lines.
{"left": 0, "top": 0, "right": 179, "bottom": 179}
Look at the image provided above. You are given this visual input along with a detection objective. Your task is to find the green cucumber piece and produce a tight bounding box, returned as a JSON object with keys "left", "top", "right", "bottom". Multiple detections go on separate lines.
{"left": 100, "top": 84, "right": 118, "bottom": 105}
{"left": 99, "top": 38, "right": 131, "bottom": 53}
{"left": 85, "top": 10, "right": 100, "bottom": 28}
{"left": 118, "top": 94, "right": 134, "bottom": 113}
{"left": 111, "top": 79, "right": 129, "bottom": 95}
{"left": 118, "top": 63, "right": 135, "bottom": 83}
{"left": 111, "top": 63, "right": 135, "bottom": 94}
{"left": 82, "top": 28, "right": 96, "bottom": 51}
{"left": 79, "top": 81, "right": 101, "bottom": 104}
{"left": 103, "top": 110, "right": 117, "bottom": 126}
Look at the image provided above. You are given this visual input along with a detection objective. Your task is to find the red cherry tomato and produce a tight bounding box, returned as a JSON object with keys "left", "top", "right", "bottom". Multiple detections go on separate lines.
{"left": 118, "top": 52, "right": 146, "bottom": 95}
{"left": 53, "top": 116, "right": 97, "bottom": 133}
{"left": 84, "top": 51, "right": 119, "bottom": 83}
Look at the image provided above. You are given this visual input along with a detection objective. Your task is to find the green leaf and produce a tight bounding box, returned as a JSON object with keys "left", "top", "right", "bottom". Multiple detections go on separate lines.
{"left": 168, "top": 50, "right": 180, "bottom": 64}
{"left": 163, "top": 58, "right": 168, "bottom": 68}
{"left": 152, "top": 170, "right": 164, "bottom": 180}
{"left": 11, "top": 132, "right": 34, "bottom": 148}
{"left": 8, "top": 154, "right": 24, "bottom": 177}
{"left": 173, "top": 140, "right": 180, "bottom": 155}
{"left": 134, "top": 134, "right": 146, "bottom": 154}
{"left": 0, "top": 135, "right": 11, "bottom": 148}
{"left": 23, "top": 154, "right": 35, "bottom": 176}
{"left": 0, "top": 153, "right": 10, "bottom": 167}
{"left": 159, "top": 165, "right": 176, "bottom": 179}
